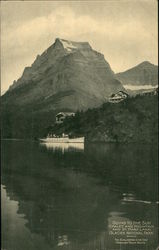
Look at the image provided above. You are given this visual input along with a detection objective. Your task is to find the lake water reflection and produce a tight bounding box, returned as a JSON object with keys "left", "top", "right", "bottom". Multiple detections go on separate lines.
{"left": 40, "top": 142, "right": 84, "bottom": 153}
{"left": 1, "top": 141, "right": 158, "bottom": 250}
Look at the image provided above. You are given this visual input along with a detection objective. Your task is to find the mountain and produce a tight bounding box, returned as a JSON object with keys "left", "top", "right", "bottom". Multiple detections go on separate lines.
{"left": 1, "top": 38, "right": 123, "bottom": 138}
{"left": 4, "top": 38, "right": 123, "bottom": 110}
{"left": 116, "top": 61, "right": 158, "bottom": 86}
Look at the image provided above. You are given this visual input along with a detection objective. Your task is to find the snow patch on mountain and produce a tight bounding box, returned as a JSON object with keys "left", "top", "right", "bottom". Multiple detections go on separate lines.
{"left": 59, "top": 39, "right": 77, "bottom": 52}
{"left": 124, "top": 84, "right": 158, "bottom": 90}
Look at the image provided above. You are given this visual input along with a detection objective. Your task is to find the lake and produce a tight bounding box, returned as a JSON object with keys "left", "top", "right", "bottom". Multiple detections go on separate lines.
{"left": 1, "top": 140, "right": 158, "bottom": 250}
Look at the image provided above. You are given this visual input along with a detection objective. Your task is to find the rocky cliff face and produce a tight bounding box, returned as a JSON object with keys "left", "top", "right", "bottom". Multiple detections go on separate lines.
{"left": 4, "top": 38, "right": 123, "bottom": 111}
{"left": 116, "top": 61, "right": 158, "bottom": 86}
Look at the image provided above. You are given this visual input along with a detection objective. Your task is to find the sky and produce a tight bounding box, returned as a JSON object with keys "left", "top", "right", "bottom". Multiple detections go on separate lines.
{"left": 1, "top": 0, "right": 158, "bottom": 93}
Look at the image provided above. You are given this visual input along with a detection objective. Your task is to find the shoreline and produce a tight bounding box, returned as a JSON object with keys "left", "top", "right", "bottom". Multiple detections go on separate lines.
{"left": 1, "top": 138, "right": 158, "bottom": 145}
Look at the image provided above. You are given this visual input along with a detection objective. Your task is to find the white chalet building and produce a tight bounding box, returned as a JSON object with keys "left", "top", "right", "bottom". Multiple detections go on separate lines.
{"left": 109, "top": 91, "right": 129, "bottom": 103}
{"left": 55, "top": 112, "right": 75, "bottom": 124}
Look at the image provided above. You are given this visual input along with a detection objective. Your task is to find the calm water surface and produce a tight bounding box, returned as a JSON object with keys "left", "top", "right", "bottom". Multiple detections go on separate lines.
{"left": 1, "top": 141, "right": 158, "bottom": 250}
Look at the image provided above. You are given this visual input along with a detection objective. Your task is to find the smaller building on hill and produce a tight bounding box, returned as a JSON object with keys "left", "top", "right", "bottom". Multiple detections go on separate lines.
{"left": 55, "top": 112, "right": 75, "bottom": 124}
{"left": 109, "top": 91, "right": 129, "bottom": 103}
{"left": 142, "top": 87, "right": 158, "bottom": 96}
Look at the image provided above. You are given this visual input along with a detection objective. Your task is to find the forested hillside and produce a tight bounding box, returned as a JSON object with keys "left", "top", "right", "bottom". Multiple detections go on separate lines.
{"left": 47, "top": 95, "right": 158, "bottom": 143}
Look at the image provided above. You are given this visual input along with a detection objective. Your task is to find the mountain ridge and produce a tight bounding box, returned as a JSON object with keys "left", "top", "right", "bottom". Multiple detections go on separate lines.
{"left": 4, "top": 38, "right": 123, "bottom": 110}
{"left": 116, "top": 61, "right": 158, "bottom": 86}
{"left": 9, "top": 38, "right": 100, "bottom": 91}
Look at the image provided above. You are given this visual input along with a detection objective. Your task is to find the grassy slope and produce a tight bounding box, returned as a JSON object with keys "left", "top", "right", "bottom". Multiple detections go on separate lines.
{"left": 49, "top": 95, "right": 158, "bottom": 143}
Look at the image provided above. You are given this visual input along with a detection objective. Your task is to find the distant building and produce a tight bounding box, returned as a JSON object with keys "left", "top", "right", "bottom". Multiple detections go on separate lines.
{"left": 142, "top": 87, "right": 158, "bottom": 96}
{"left": 109, "top": 91, "right": 129, "bottom": 103}
{"left": 55, "top": 112, "right": 75, "bottom": 124}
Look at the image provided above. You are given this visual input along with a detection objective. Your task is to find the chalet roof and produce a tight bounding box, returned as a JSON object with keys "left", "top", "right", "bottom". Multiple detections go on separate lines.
{"left": 56, "top": 112, "right": 75, "bottom": 117}
{"left": 117, "top": 90, "right": 129, "bottom": 95}
{"left": 110, "top": 90, "right": 128, "bottom": 98}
